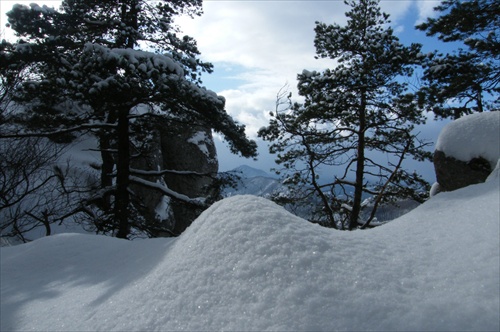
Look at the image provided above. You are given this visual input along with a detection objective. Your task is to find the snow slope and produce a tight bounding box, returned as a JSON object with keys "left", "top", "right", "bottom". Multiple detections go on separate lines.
{"left": 1, "top": 180, "right": 499, "bottom": 331}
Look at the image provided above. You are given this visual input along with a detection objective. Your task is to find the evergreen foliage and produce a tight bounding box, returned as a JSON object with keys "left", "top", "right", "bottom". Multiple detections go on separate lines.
{"left": 259, "top": 0, "right": 431, "bottom": 230}
{"left": 416, "top": 0, "right": 499, "bottom": 119}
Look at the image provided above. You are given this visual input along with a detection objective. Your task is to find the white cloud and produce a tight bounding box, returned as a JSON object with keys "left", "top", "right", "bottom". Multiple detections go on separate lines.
{"left": 177, "top": 1, "right": 345, "bottom": 70}
{"left": 415, "top": 1, "right": 441, "bottom": 24}
{"left": 219, "top": 87, "right": 275, "bottom": 136}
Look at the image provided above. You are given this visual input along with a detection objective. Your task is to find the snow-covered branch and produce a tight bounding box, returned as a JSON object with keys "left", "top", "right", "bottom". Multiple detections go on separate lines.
{"left": 0, "top": 122, "right": 117, "bottom": 139}
{"left": 129, "top": 176, "right": 206, "bottom": 207}
{"left": 130, "top": 168, "right": 214, "bottom": 177}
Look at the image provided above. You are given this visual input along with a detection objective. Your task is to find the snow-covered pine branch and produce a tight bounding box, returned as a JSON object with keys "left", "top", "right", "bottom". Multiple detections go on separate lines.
{"left": 129, "top": 168, "right": 215, "bottom": 177}
{"left": 0, "top": 123, "right": 118, "bottom": 139}
{"left": 129, "top": 176, "right": 206, "bottom": 208}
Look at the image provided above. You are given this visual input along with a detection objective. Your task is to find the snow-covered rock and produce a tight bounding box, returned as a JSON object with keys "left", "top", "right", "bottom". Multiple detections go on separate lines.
{"left": 436, "top": 112, "right": 499, "bottom": 168}
{"left": 434, "top": 112, "right": 500, "bottom": 192}
{"left": 1, "top": 179, "right": 499, "bottom": 331}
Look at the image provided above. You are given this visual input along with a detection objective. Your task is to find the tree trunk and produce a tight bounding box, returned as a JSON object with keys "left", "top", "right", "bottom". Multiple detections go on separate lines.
{"left": 115, "top": 108, "right": 130, "bottom": 239}
{"left": 42, "top": 211, "right": 51, "bottom": 236}
{"left": 99, "top": 133, "right": 114, "bottom": 211}
{"left": 115, "top": 1, "right": 137, "bottom": 239}
{"left": 476, "top": 86, "right": 483, "bottom": 113}
{"left": 350, "top": 91, "right": 367, "bottom": 230}
{"left": 98, "top": 110, "right": 117, "bottom": 212}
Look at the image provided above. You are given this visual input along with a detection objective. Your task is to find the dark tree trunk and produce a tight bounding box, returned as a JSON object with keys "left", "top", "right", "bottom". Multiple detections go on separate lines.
{"left": 476, "top": 86, "right": 483, "bottom": 113}
{"left": 98, "top": 109, "right": 117, "bottom": 212}
{"left": 115, "top": 108, "right": 130, "bottom": 239}
{"left": 115, "top": 1, "right": 137, "bottom": 239}
{"left": 350, "top": 91, "right": 367, "bottom": 230}
{"left": 42, "top": 211, "right": 51, "bottom": 236}
{"left": 99, "top": 133, "right": 114, "bottom": 211}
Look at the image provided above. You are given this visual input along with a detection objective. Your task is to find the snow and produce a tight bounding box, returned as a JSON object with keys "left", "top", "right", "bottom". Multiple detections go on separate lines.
{"left": 1, "top": 178, "right": 499, "bottom": 331}
{"left": 436, "top": 112, "right": 500, "bottom": 168}
{"left": 82, "top": 43, "right": 185, "bottom": 79}
{"left": 429, "top": 181, "right": 441, "bottom": 197}
{"left": 154, "top": 193, "right": 172, "bottom": 222}
{"left": 187, "top": 130, "right": 211, "bottom": 158}
{"left": 29, "top": 3, "right": 57, "bottom": 14}
{"left": 487, "top": 159, "right": 500, "bottom": 182}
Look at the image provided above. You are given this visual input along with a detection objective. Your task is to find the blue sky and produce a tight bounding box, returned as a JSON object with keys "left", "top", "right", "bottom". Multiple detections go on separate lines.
{"left": 1, "top": 0, "right": 454, "bottom": 182}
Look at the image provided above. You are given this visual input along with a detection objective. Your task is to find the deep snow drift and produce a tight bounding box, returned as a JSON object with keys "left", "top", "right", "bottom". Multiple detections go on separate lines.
{"left": 1, "top": 178, "right": 499, "bottom": 331}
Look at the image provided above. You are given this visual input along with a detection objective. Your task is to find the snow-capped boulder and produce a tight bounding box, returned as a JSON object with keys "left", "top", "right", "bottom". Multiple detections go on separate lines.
{"left": 433, "top": 112, "right": 500, "bottom": 192}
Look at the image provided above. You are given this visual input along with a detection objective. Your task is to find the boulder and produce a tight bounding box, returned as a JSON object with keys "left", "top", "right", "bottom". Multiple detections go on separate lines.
{"left": 433, "top": 112, "right": 499, "bottom": 193}
{"left": 433, "top": 150, "right": 491, "bottom": 192}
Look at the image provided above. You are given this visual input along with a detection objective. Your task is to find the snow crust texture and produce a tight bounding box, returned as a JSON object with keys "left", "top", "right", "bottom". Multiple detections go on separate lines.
{"left": 1, "top": 181, "right": 499, "bottom": 331}
{"left": 436, "top": 111, "right": 500, "bottom": 168}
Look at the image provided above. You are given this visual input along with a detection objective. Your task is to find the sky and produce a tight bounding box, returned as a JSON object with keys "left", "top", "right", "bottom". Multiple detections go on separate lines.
{"left": 0, "top": 0, "right": 452, "bottom": 181}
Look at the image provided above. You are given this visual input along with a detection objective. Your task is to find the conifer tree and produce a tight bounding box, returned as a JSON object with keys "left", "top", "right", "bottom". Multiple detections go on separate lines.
{"left": 1, "top": 1, "right": 257, "bottom": 238}
{"left": 416, "top": 0, "right": 499, "bottom": 119}
{"left": 259, "top": 0, "right": 430, "bottom": 230}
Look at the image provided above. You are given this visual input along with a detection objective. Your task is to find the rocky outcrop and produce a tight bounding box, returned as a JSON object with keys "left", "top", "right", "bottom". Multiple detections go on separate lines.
{"left": 129, "top": 126, "right": 172, "bottom": 236}
{"left": 433, "top": 150, "right": 492, "bottom": 192}
{"left": 130, "top": 121, "right": 219, "bottom": 237}
{"left": 161, "top": 124, "right": 219, "bottom": 235}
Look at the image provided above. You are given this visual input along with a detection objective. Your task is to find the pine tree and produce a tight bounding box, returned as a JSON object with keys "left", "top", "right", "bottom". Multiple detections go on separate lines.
{"left": 416, "top": 0, "right": 499, "bottom": 119}
{"left": 1, "top": 1, "right": 257, "bottom": 238}
{"left": 259, "top": 0, "right": 431, "bottom": 230}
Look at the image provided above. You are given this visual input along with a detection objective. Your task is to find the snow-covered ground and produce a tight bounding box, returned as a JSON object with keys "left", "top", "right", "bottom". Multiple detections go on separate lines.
{"left": 1, "top": 176, "right": 499, "bottom": 331}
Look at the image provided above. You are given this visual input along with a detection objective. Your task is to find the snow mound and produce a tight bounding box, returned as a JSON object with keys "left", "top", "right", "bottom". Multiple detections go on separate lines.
{"left": 436, "top": 111, "right": 500, "bottom": 168}
{"left": 1, "top": 182, "right": 499, "bottom": 331}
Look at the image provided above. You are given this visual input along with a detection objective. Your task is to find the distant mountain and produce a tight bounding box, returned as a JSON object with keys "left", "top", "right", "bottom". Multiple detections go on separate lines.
{"left": 226, "top": 165, "right": 278, "bottom": 179}
{"left": 222, "top": 165, "right": 283, "bottom": 198}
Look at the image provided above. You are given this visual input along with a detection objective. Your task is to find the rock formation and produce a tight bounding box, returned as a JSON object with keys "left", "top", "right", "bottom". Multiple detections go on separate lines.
{"left": 161, "top": 124, "right": 219, "bottom": 235}
{"left": 131, "top": 120, "right": 219, "bottom": 237}
{"left": 433, "top": 151, "right": 491, "bottom": 192}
